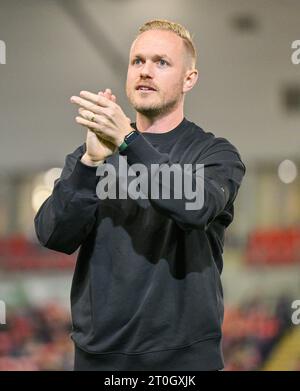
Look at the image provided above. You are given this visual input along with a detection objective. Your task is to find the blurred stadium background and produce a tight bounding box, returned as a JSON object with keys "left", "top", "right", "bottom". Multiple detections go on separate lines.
{"left": 0, "top": 0, "right": 300, "bottom": 371}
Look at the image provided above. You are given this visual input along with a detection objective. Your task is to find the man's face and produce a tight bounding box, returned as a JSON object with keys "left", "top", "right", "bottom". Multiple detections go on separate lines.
{"left": 126, "top": 29, "right": 189, "bottom": 117}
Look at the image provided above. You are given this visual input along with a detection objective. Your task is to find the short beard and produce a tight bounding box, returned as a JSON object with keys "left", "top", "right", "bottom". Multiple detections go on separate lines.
{"left": 132, "top": 96, "right": 180, "bottom": 118}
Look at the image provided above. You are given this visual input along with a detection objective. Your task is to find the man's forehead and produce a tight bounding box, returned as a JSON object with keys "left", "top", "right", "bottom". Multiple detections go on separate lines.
{"left": 130, "top": 30, "right": 184, "bottom": 56}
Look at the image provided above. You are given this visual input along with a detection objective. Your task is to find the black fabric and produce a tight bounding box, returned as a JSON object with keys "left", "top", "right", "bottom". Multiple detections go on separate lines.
{"left": 34, "top": 117, "right": 246, "bottom": 371}
{"left": 73, "top": 338, "right": 224, "bottom": 371}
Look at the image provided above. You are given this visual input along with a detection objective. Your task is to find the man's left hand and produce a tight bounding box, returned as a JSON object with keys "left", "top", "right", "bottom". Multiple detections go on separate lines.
{"left": 70, "top": 90, "right": 133, "bottom": 147}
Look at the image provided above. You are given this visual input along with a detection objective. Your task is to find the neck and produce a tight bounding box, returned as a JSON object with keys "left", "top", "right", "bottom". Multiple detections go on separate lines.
{"left": 135, "top": 104, "right": 184, "bottom": 133}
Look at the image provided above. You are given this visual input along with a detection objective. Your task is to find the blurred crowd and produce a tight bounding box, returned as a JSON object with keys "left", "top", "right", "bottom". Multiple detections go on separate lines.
{"left": 223, "top": 296, "right": 292, "bottom": 370}
{"left": 0, "top": 296, "right": 293, "bottom": 371}
{"left": 0, "top": 303, "right": 74, "bottom": 370}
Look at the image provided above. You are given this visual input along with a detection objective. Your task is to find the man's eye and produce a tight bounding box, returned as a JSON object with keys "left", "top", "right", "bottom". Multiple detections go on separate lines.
{"left": 158, "top": 59, "right": 168, "bottom": 66}
{"left": 133, "top": 58, "right": 141, "bottom": 65}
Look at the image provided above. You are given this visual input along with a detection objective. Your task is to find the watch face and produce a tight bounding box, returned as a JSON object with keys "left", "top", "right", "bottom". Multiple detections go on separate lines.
{"left": 125, "top": 130, "right": 139, "bottom": 144}
{"left": 125, "top": 131, "right": 136, "bottom": 141}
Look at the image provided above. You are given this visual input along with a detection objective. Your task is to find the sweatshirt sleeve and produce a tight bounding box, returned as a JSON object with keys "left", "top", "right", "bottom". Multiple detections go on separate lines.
{"left": 34, "top": 144, "right": 100, "bottom": 254}
{"left": 120, "top": 134, "right": 246, "bottom": 231}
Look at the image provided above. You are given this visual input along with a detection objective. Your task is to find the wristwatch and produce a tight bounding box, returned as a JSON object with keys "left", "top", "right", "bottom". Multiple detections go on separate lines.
{"left": 118, "top": 129, "right": 140, "bottom": 152}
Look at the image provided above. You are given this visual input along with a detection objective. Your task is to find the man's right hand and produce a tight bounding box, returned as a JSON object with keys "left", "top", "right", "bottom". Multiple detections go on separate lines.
{"left": 80, "top": 89, "right": 117, "bottom": 167}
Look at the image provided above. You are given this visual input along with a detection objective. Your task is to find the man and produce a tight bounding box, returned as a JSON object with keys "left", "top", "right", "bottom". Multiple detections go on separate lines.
{"left": 34, "top": 19, "right": 246, "bottom": 371}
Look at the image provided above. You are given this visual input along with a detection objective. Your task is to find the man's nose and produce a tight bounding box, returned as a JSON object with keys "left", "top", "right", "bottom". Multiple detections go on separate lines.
{"left": 140, "top": 61, "right": 154, "bottom": 78}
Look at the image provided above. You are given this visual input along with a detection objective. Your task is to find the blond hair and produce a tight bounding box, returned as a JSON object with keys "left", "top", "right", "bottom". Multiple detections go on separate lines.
{"left": 137, "top": 19, "right": 197, "bottom": 69}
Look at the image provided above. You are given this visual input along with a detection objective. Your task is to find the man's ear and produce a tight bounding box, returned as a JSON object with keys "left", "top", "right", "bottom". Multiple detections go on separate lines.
{"left": 183, "top": 69, "right": 199, "bottom": 93}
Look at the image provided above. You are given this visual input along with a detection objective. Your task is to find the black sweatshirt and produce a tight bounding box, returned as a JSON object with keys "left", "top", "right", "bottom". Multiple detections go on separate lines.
{"left": 34, "top": 117, "right": 246, "bottom": 371}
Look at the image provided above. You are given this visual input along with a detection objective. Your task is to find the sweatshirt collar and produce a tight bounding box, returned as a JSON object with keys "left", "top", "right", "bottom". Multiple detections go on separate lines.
{"left": 131, "top": 117, "right": 189, "bottom": 143}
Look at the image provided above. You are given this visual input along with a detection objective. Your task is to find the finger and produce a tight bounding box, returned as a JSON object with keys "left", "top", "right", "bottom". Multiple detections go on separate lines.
{"left": 75, "top": 116, "right": 108, "bottom": 138}
{"left": 80, "top": 90, "right": 111, "bottom": 107}
{"left": 100, "top": 89, "right": 113, "bottom": 101}
{"left": 103, "top": 91, "right": 112, "bottom": 100}
{"left": 71, "top": 96, "right": 105, "bottom": 114}
{"left": 75, "top": 116, "right": 114, "bottom": 140}
{"left": 76, "top": 116, "right": 100, "bottom": 128}
{"left": 78, "top": 109, "right": 97, "bottom": 122}
{"left": 105, "top": 89, "right": 113, "bottom": 101}
{"left": 102, "top": 89, "right": 116, "bottom": 103}
{"left": 98, "top": 91, "right": 107, "bottom": 100}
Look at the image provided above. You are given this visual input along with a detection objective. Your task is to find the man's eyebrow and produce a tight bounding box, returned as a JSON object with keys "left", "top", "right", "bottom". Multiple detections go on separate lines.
{"left": 132, "top": 53, "right": 173, "bottom": 62}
